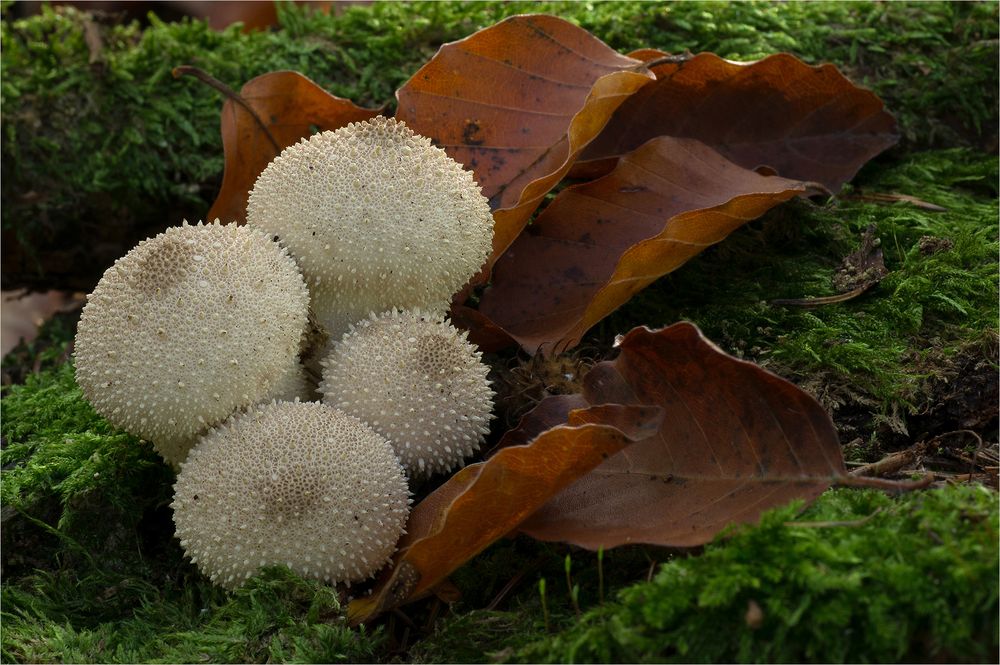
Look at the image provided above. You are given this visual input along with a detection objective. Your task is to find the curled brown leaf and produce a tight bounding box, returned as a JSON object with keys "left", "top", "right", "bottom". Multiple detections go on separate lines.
{"left": 519, "top": 322, "right": 846, "bottom": 549}
{"left": 575, "top": 50, "right": 899, "bottom": 192}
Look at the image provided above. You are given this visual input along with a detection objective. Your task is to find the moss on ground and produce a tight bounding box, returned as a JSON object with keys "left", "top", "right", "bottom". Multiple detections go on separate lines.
{"left": 408, "top": 488, "right": 999, "bottom": 663}
{"left": 3, "top": 567, "right": 384, "bottom": 663}
{"left": 2, "top": 1, "right": 997, "bottom": 289}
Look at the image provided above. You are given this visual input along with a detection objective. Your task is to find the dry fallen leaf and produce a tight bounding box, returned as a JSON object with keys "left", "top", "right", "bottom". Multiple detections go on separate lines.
{"left": 519, "top": 322, "right": 845, "bottom": 549}
{"left": 395, "top": 14, "right": 656, "bottom": 282}
{"left": 479, "top": 135, "right": 821, "bottom": 354}
{"left": 347, "top": 402, "right": 662, "bottom": 625}
{"left": 206, "top": 70, "right": 380, "bottom": 225}
{"left": 574, "top": 51, "right": 899, "bottom": 192}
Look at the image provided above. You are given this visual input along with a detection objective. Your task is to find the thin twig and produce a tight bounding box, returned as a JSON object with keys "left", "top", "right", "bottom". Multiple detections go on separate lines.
{"left": 390, "top": 608, "right": 417, "bottom": 630}
{"left": 640, "top": 53, "right": 694, "bottom": 70}
{"left": 423, "top": 597, "right": 442, "bottom": 633}
{"left": 785, "top": 507, "right": 883, "bottom": 528}
{"left": 485, "top": 555, "right": 547, "bottom": 611}
{"left": 172, "top": 65, "right": 280, "bottom": 153}
{"left": 943, "top": 473, "right": 983, "bottom": 484}
{"left": 849, "top": 440, "right": 930, "bottom": 477}
{"left": 938, "top": 430, "right": 986, "bottom": 475}
{"left": 771, "top": 283, "right": 874, "bottom": 308}
{"left": 835, "top": 472, "right": 935, "bottom": 491}
{"left": 843, "top": 191, "right": 947, "bottom": 212}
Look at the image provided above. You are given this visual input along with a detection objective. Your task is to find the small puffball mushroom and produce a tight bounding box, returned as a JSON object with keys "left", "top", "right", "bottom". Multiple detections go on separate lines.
{"left": 246, "top": 116, "right": 494, "bottom": 340}
{"left": 73, "top": 221, "right": 310, "bottom": 466}
{"left": 171, "top": 401, "right": 410, "bottom": 589}
{"left": 320, "top": 309, "right": 494, "bottom": 479}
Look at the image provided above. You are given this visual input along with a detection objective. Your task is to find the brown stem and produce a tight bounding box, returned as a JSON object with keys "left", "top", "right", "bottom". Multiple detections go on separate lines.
{"left": 785, "top": 507, "right": 884, "bottom": 528}
{"left": 849, "top": 440, "right": 930, "bottom": 477}
{"left": 486, "top": 554, "right": 547, "bottom": 611}
{"left": 640, "top": 53, "right": 694, "bottom": 70}
{"left": 771, "top": 283, "right": 875, "bottom": 308}
{"left": 835, "top": 473, "right": 935, "bottom": 492}
{"left": 934, "top": 429, "right": 986, "bottom": 474}
{"left": 172, "top": 65, "right": 280, "bottom": 153}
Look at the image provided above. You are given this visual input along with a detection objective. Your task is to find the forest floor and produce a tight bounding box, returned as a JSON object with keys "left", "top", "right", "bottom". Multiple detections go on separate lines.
{"left": 1, "top": 2, "right": 997, "bottom": 662}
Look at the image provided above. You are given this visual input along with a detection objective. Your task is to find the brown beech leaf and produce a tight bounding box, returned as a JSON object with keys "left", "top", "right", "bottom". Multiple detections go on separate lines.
{"left": 206, "top": 71, "right": 380, "bottom": 224}
{"left": 347, "top": 403, "right": 662, "bottom": 625}
{"left": 479, "top": 135, "right": 820, "bottom": 355}
{"left": 394, "top": 14, "right": 656, "bottom": 281}
{"left": 574, "top": 51, "right": 899, "bottom": 193}
{"left": 519, "top": 322, "right": 845, "bottom": 549}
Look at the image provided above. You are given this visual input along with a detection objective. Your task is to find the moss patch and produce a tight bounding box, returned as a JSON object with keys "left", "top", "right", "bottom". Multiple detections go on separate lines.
{"left": 3, "top": 567, "right": 383, "bottom": 664}
{"left": 0, "top": 366, "right": 383, "bottom": 664}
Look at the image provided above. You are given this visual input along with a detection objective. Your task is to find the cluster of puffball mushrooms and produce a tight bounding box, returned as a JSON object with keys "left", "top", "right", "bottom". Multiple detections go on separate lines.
{"left": 73, "top": 117, "right": 496, "bottom": 589}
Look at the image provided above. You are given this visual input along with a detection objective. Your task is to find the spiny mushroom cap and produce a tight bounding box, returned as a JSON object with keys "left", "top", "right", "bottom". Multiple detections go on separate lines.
{"left": 320, "top": 309, "right": 494, "bottom": 479}
{"left": 74, "top": 221, "right": 310, "bottom": 466}
{"left": 172, "top": 401, "right": 410, "bottom": 589}
{"left": 246, "top": 116, "right": 494, "bottom": 340}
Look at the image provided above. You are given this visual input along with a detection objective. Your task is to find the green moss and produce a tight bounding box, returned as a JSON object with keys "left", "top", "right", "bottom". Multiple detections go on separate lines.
{"left": 3, "top": 568, "right": 384, "bottom": 664}
{"left": 413, "top": 487, "right": 999, "bottom": 664}
{"left": 0, "top": 364, "right": 163, "bottom": 522}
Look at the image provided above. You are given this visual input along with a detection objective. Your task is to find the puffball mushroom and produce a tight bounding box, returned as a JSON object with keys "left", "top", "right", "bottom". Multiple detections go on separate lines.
{"left": 246, "top": 116, "right": 494, "bottom": 340}
{"left": 320, "top": 309, "right": 494, "bottom": 479}
{"left": 171, "top": 401, "right": 410, "bottom": 589}
{"left": 74, "top": 221, "right": 310, "bottom": 466}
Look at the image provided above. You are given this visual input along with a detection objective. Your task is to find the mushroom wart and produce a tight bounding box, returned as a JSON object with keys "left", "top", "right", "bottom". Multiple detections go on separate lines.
{"left": 246, "top": 116, "right": 494, "bottom": 340}
{"left": 321, "top": 309, "right": 494, "bottom": 479}
{"left": 73, "top": 221, "right": 310, "bottom": 466}
{"left": 171, "top": 401, "right": 410, "bottom": 589}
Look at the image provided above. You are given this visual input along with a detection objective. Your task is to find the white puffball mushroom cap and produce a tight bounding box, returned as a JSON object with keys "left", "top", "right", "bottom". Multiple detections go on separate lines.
{"left": 246, "top": 116, "right": 494, "bottom": 339}
{"left": 73, "top": 221, "right": 310, "bottom": 466}
{"left": 171, "top": 401, "right": 410, "bottom": 589}
{"left": 320, "top": 309, "right": 494, "bottom": 479}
